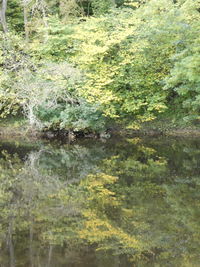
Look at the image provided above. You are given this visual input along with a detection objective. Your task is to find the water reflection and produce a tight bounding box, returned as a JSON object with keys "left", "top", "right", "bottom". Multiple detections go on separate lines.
{"left": 0, "top": 137, "right": 200, "bottom": 266}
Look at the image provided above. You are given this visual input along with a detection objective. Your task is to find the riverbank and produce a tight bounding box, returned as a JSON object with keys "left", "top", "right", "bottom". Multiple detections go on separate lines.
{"left": 0, "top": 118, "right": 40, "bottom": 141}
{"left": 120, "top": 120, "right": 200, "bottom": 138}
{"left": 1, "top": 117, "right": 200, "bottom": 141}
{"left": 137, "top": 118, "right": 200, "bottom": 137}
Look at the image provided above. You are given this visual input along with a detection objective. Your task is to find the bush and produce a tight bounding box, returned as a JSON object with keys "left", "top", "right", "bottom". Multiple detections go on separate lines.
{"left": 15, "top": 62, "right": 106, "bottom": 133}
{"left": 37, "top": 100, "right": 105, "bottom": 133}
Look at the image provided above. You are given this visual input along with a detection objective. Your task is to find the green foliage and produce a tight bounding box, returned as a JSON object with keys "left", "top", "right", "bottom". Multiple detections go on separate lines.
{"left": 164, "top": 0, "right": 200, "bottom": 122}
{"left": 1, "top": 0, "right": 200, "bottom": 132}
{"left": 45, "top": 0, "right": 199, "bottom": 127}
{"left": 0, "top": 32, "right": 34, "bottom": 118}
{"left": 41, "top": 5, "right": 173, "bottom": 126}
{"left": 31, "top": 16, "right": 75, "bottom": 61}
{"left": 14, "top": 62, "right": 106, "bottom": 133}
{"left": 37, "top": 100, "right": 105, "bottom": 132}
{"left": 59, "top": 0, "right": 85, "bottom": 20}
{"left": 91, "top": 0, "right": 115, "bottom": 15}
{"left": 7, "top": 0, "right": 24, "bottom": 31}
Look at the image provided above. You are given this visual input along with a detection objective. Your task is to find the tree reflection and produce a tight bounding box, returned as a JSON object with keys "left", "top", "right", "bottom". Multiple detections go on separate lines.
{"left": 0, "top": 138, "right": 200, "bottom": 266}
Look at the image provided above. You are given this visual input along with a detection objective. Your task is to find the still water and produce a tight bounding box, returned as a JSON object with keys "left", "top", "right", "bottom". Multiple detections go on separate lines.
{"left": 0, "top": 136, "right": 200, "bottom": 267}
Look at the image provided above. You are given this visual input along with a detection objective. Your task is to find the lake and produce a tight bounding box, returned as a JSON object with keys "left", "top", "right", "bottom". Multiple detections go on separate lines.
{"left": 0, "top": 136, "right": 200, "bottom": 266}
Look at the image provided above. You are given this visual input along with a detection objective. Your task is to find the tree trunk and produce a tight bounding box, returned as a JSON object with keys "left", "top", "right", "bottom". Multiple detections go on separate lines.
{"left": 0, "top": 0, "right": 8, "bottom": 33}
{"left": 24, "top": 5, "right": 29, "bottom": 42}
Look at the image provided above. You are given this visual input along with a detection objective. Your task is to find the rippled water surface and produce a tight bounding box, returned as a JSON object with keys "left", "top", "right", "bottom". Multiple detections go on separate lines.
{"left": 0, "top": 136, "right": 200, "bottom": 267}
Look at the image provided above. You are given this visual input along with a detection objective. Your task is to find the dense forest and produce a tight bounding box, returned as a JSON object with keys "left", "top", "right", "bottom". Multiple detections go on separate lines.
{"left": 0, "top": 0, "right": 200, "bottom": 135}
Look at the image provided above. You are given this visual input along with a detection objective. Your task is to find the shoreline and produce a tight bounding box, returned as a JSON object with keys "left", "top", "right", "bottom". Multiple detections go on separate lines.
{"left": 2, "top": 124, "right": 200, "bottom": 141}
